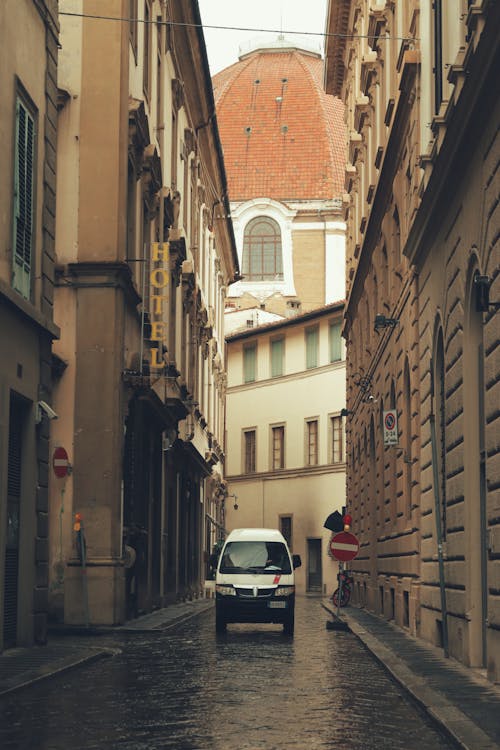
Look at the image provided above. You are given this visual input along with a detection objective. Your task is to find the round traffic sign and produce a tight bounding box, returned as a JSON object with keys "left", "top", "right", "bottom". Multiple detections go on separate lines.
{"left": 53, "top": 446, "right": 69, "bottom": 478}
{"left": 329, "top": 531, "right": 360, "bottom": 562}
{"left": 384, "top": 411, "right": 396, "bottom": 430}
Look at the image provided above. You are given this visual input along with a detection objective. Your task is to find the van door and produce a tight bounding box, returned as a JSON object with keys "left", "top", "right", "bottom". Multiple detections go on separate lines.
{"left": 307, "top": 538, "right": 322, "bottom": 592}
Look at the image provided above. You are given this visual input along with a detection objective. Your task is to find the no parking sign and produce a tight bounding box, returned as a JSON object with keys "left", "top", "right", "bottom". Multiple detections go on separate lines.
{"left": 383, "top": 410, "right": 398, "bottom": 446}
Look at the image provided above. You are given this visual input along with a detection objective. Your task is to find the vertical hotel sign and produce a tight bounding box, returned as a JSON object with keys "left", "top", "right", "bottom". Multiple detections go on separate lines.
{"left": 150, "top": 242, "right": 169, "bottom": 370}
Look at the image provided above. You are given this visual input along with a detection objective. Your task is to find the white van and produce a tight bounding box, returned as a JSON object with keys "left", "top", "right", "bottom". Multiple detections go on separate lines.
{"left": 214, "top": 528, "right": 301, "bottom": 635}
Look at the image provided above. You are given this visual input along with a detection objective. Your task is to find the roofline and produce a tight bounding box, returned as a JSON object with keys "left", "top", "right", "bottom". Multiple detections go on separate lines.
{"left": 225, "top": 300, "right": 345, "bottom": 341}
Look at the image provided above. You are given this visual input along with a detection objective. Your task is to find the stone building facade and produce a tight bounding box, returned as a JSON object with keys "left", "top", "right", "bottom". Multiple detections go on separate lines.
{"left": 0, "top": 0, "right": 60, "bottom": 650}
{"left": 51, "top": 0, "right": 237, "bottom": 625}
{"left": 325, "top": 0, "right": 499, "bottom": 682}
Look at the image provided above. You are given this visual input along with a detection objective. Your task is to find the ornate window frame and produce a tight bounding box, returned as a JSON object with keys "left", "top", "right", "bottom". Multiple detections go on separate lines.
{"left": 229, "top": 198, "right": 297, "bottom": 298}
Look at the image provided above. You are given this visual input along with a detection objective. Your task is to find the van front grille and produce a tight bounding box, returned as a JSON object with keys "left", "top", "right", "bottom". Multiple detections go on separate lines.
{"left": 235, "top": 587, "right": 275, "bottom": 598}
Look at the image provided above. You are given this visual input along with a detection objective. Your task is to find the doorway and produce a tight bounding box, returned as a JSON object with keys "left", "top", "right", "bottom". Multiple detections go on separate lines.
{"left": 307, "top": 538, "right": 322, "bottom": 592}
{"left": 3, "top": 396, "right": 25, "bottom": 648}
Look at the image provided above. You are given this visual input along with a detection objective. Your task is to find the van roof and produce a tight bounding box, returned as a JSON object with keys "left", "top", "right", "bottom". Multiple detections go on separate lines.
{"left": 224, "top": 528, "right": 287, "bottom": 544}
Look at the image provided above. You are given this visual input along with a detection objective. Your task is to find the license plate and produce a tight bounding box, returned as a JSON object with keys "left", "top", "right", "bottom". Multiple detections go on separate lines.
{"left": 268, "top": 601, "right": 286, "bottom": 608}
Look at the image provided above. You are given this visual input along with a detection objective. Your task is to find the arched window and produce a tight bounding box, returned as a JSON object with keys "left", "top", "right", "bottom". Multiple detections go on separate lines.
{"left": 242, "top": 217, "right": 283, "bottom": 281}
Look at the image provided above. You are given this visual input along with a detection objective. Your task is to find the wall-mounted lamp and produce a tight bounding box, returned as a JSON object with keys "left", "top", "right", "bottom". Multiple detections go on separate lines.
{"left": 475, "top": 275, "right": 500, "bottom": 313}
{"left": 340, "top": 408, "right": 353, "bottom": 417}
{"left": 227, "top": 492, "right": 238, "bottom": 510}
{"left": 374, "top": 314, "right": 399, "bottom": 333}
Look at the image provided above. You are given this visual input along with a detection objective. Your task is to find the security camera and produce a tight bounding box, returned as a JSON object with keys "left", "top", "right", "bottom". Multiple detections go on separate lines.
{"left": 36, "top": 400, "right": 58, "bottom": 423}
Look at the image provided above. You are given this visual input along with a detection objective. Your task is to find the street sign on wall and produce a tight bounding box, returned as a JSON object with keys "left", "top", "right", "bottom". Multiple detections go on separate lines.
{"left": 329, "top": 531, "right": 360, "bottom": 562}
{"left": 52, "top": 446, "right": 70, "bottom": 478}
{"left": 383, "top": 409, "right": 398, "bottom": 446}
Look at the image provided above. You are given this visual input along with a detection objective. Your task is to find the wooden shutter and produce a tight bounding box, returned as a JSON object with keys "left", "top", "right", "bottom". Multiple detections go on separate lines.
{"left": 271, "top": 338, "right": 284, "bottom": 377}
{"left": 329, "top": 321, "right": 342, "bottom": 362}
{"left": 306, "top": 328, "right": 318, "bottom": 369}
{"left": 243, "top": 344, "right": 256, "bottom": 383}
{"left": 12, "top": 99, "right": 35, "bottom": 299}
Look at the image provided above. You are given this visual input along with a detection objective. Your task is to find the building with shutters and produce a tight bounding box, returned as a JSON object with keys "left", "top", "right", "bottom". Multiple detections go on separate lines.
{"left": 50, "top": 0, "right": 237, "bottom": 625}
{"left": 0, "top": 1, "right": 59, "bottom": 651}
{"left": 325, "top": 0, "right": 500, "bottom": 682}
{"left": 225, "top": 302, "right": 346, "bottom": 595}
{"left": 213, "top": 38, "right": 348, "bottom": 591}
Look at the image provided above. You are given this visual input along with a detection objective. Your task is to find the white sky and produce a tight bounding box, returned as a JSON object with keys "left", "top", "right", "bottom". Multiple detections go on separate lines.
{"left": 198, "top": 0, "right": 328, "bottom": 76}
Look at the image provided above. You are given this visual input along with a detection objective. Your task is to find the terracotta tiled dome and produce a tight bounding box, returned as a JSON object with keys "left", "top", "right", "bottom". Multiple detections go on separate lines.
{"left": 213, "top": 43, "right": 345, "bottom": 202}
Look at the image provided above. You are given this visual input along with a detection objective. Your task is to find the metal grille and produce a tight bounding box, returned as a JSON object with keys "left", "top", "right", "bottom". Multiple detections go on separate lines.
{"left": 235, "top": 588, "right": 275, "bottom": 598}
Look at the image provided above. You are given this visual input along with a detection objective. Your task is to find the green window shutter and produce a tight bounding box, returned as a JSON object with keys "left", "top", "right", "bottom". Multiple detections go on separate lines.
{"left": 329, "top": 321, "right": 342, "bottom": 362}
{"left": 12, "top": 99, "right": 35, "bottom": 299}
{"left": 306, "top": 328, "right": 318, "bottom": 369}
{"left": 243, "top": 345, "right": 256, "bottom": 383}
{"left": 271, "top": 338, "right": 284, "bottom": 377}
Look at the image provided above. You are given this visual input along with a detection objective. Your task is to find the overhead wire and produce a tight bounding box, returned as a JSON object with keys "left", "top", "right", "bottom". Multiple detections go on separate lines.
{"left": 58, "top": 10, "right": 419, "bottom": 43}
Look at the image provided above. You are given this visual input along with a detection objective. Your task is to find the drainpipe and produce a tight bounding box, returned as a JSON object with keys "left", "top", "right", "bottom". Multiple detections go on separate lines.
{"left": 429, "top": 363, "right": 449, "bottom": 657}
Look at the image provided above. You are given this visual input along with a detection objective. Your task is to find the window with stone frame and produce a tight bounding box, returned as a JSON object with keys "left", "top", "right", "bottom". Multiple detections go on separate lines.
{"left": 306, "top": 419, "right": 318, "bottom": 466}
{"left": 242, "top": 217, "right": 283, "bottom": 281}
{"left": 12, "top": 94, "right": 36, "bottom": 300}
{"left": 270, "top": 336, "right": 284, "bottom": 377}
{"left": 305, "top": 326, "right": 319, "bottom": 369}
{"left": 329, "top": 320, "right": 342, "bottom": 362}
{"left": 243, "top": 342, "right": 257, "bottom": 383}
{"left": 330, "top": 415, "right": 343, "bottom": 463}
{"left": 243, "top": 429, "right": 256, "bottom": 474}
{"left": 272, "top": 425, "right": 285, "bottom": 470}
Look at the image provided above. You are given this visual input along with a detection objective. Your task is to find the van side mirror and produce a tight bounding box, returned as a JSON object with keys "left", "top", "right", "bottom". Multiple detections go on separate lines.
{"left": 292, "top": 554, "right": 302, "bottom": 569}
{"left": 209, "top": 553, "right": 219, "bottom": 568}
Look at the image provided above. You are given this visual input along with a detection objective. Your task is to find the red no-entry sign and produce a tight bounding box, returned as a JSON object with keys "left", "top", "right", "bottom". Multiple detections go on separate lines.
{"left": 329, "top": 531, "right": 360, "bottom": 562}
{"left": 53, "top": 446, "right": 70, "bottom": 478}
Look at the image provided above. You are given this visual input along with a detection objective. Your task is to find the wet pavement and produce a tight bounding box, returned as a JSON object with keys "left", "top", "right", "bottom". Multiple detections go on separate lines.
{"left": 0, "top": 597, "right": 459, "bottom": 750}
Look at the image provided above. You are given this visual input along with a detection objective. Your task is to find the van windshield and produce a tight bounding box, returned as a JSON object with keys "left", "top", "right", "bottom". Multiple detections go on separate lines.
{"left": 219, "top": 541, "right": 291, "bottom": 574}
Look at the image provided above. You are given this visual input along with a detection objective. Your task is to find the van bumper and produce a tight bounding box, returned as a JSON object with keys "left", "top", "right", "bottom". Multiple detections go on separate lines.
{"left": 216, "top": 594, "right": 295, "bottom": 624}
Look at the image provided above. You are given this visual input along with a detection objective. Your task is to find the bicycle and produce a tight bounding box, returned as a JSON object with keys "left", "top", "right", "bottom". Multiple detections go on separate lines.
{"left": 330, "top": 570, "right": 353, "bottom": 608}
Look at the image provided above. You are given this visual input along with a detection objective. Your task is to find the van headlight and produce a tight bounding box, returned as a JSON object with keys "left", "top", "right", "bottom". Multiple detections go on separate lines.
{"left": 216, "top": 585, "right": 236, "bottom": 596}
{"left": 274, "top": 586, "right": 294, "bottom": 597}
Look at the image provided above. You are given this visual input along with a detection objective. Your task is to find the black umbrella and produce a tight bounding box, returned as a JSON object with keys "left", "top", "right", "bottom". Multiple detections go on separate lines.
{"left": 323, "top": 510, "right": 344, "bottom": 532}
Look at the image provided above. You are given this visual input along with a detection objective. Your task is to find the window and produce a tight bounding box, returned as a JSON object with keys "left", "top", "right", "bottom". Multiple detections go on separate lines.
{"left": 305, "top": 327, "right": 319, "bottom": 369}
{"left": 433, "top": 0, "right": 443, "bottom": 114}
{"left": 244, "top": 429, "right": 256, "bottom": 473}
{"left": 329, "top": 320, "right": 342, "bottom": 362}
{"left": 242, "top": 217, "right": 283, "bottom": 281}
{"left": 143, "top": 1, "right": 151, "bottom": 99}
{"left": 12, "top": 96, "right": 36, "bottom": 300}
{"left": 156, "top": 17, "right": 162, "bottom": 131}
{"left": 306, "top": 420, "right": 318, "bottom": 466}
{"left": 331, "top": 416, "right": 343, "bottom": 463}
{"left": 129, "top": 0, "right": 138, "bottom": 60}
{"left": 280, "top": 515, "right": 292, "bottom": 549}
{"left": 272, "top": 425, "right": 285, "bottom": 470}
{"left": 243, "top": 343, "right": 256, "bottom": 383}
{"left": 270, "top": 337, "right": 284, "bottom": 377}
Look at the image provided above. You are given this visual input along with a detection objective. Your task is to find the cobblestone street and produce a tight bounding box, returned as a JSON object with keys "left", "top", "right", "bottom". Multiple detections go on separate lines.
{"left": 0, "top": 598, "right": 456, "bottom": 750}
